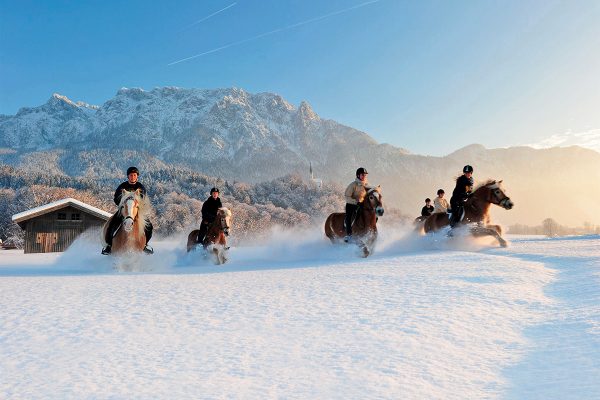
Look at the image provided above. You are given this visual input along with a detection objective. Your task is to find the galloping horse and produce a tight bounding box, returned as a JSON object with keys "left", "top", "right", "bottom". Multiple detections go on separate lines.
{"left": 325, "top": 186, "right": 384, "bottom": 257}
{"left": 422, "top": 180, "right": 514, "bottom": 247}
{"left": 186, "top": 208, "right": 232, "bottom": 265}
{"left": 102, "top": 189, "right": 151, "bottom": 254}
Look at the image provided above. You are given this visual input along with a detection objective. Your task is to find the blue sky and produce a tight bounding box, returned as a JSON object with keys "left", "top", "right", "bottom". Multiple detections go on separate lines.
{"left": 1, "top": 0, "right": 599, "bottom": 155}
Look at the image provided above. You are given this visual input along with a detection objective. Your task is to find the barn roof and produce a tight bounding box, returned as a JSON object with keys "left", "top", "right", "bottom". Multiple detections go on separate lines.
{"left": 12, "top": 198, "right": 112, "bottom": 226}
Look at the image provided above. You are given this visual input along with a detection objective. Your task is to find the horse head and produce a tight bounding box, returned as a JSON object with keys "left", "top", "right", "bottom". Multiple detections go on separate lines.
{"left": 217, "top": 208, "right": 232, "bottom": 236}
{"left": 366, "top": 186, "right": 384, "bottom": 217}
{"left": 484, "top": 180, "right": 514, "bottom": 210}
{"left": 119, "top": 189, "right": 142, "bottom": 232}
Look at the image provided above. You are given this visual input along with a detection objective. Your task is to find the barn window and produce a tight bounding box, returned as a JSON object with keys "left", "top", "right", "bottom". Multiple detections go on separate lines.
{"left": 71, "top": 213, "right": 81, "bottom": 221}
{"left": 57, "top": 213, "right": 67, "bottom": 220}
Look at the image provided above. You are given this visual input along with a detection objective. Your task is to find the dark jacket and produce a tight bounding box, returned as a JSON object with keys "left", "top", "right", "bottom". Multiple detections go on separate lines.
{"left": 451, "top": 175, "right": 474, "bottom": 205}
{"left": 421, "top": 205, "right": 434, "bottom": 217}
{"left": 114, "top": 181, "right": 147, "bottom": 205}
{"left": 201, "top": 196, "right": 223, "bottom": 221}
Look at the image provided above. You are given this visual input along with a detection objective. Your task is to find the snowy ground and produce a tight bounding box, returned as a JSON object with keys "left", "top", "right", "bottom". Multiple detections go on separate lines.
{"left": 1, "top": 227, "right": 599, "bottom": 399}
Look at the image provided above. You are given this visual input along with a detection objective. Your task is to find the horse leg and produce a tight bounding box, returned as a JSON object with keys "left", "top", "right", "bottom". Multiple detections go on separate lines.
{"left": 486, "top": 224, "right": 503, "bottom": 236}
{"left": 212, "top": 246, "right": 222, "bottom": 265}
{"left": 361, "top": 244, "right": 370, "bottom": 257}
{"left": 220, "top": 240, "right": 229, "bottom": 264}
{"left": 471, "top": 226, "right": 507, "bottom": 247}
{"left": 356, "top": 232, "right": 376, "bottom": 257}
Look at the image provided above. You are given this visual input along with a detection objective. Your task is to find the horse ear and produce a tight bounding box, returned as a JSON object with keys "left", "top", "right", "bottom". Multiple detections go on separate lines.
{"left": 135, "top": 188, "right": 141, "bottom": 195}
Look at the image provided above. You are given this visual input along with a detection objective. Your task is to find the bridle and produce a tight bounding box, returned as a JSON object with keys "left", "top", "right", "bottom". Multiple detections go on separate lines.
{"left": 119, "top": 195, "right": 139, "bottom": 232}
{"left": 366, "top": 188, "right": 385, "bottom": 217}
{"left": 486, "top": 182, "right": 513, "bottom": 210}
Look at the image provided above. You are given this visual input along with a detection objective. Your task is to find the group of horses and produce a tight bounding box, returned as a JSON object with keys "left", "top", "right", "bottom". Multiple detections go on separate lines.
{"left": 102, "top": 189, "right": 232, "bottom": 265}
{"left": 103, "top": 180, "right": 513, "bottom": 264}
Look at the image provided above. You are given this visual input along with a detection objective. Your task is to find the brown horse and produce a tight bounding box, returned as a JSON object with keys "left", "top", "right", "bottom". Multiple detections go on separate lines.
{"left": 186, "top": 207, "right": 232, "bottom": 264}
{"left": 102, "top": 189, "right": 151, "bottom": 254}
{"left": 421, "top": 180, "right": 514, "bottom": 247}
{"left": 325, "top": 186, "right": 384, "bottom": 257}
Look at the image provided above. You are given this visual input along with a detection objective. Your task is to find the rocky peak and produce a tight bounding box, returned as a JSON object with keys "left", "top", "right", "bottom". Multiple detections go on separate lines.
{"left": 298, "top": 101, "right": 318, "bottom": 121}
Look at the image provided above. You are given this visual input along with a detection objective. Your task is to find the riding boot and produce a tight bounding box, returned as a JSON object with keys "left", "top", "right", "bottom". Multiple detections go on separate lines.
{"left": 143, "top": 244, "right": 154, "bottom": 254}
{"left": 197, "top": 221, "right": 209, "bottom": 244}
{"left": 144, "top": 220, "right": 153, "bottom": 243}
{"left": 102, "top": 214, "right": 121, "bottom": 254}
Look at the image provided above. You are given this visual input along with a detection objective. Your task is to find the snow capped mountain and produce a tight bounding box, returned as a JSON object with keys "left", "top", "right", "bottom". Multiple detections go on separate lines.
{"left": 0, "top": 87, "right": 409, "bottom": 182}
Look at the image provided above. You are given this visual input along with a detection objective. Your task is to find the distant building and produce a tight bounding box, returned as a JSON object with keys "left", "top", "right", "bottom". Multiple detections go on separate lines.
{"left": 12, "top": 198, "right": 111, "bottom": 254}
{"left": 309, "top": 162, "right": 323, "bottom": 188}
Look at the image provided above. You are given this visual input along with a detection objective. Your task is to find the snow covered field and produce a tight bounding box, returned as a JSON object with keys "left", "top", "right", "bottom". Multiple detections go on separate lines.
{"left": 1, "top": 229, "right": 599, "bottom": 399}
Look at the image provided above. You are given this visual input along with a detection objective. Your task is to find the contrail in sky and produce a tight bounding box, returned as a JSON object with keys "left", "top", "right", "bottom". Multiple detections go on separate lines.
{"left": 168, "top": 0, "right": 381, "bottom": 66}
{"left": 181, "top": 2, "right": 237, "bottom": 31}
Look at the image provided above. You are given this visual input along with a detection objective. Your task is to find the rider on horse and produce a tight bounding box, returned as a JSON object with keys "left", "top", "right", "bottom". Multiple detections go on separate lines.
{"left": 449, "top": 165, "right": 474, "bottom": 227}
{"left": 101, "top": 166, "right": 154, "bottom": 255}
{"left": 421, "top": 198, "right": 434, "bottom": 218}
{"left": 344, "top": 167, "right": 370, "bottom": 243}
{"left": 197, "top": 187, "right": 223, "bottom": 246}
{"left": 433, "top": 189, "right": 450, "bottom": 213}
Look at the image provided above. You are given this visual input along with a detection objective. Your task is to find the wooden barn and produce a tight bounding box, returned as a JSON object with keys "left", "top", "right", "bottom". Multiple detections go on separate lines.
{"left": 12, "top": 198, "right": 112, "bottom": 254}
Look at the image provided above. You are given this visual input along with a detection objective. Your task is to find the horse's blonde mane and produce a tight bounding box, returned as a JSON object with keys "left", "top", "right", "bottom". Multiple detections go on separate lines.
{"left": 473, "top": 179, "right": 502, "bottom": 192}
{"left": 219, "top": 207, "right": 232, "bottom": 217}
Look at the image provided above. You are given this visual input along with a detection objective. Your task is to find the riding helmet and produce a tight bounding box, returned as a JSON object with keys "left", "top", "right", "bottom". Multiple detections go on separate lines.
{"left": 463, "top": 165, "right": 474, "bottom": 173}
{"left": 210, "top": 187, "right": 220, "bottom": 194}
{"left": 356, "top": 167, "right": 368, "bottom": 177}
{"left": 127, "top": 166, "right": 139, "bottom": 175}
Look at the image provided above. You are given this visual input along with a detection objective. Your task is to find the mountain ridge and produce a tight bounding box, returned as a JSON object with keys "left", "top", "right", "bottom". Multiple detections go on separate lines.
{"left": 1, "top": 86, "right": 599, "bottom": 226}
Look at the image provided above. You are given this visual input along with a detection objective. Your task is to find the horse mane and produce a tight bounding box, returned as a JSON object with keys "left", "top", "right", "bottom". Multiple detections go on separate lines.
{"left": 218, "top": 207, "right": 232, "bottom": 217}
{"left": 473, "top": 179, "right": 501, "bottom": 192}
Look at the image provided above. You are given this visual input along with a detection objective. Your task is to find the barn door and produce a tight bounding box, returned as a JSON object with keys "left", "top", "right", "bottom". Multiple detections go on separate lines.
{"left": 36, "top": 232, "right": 58, "bottom": 253}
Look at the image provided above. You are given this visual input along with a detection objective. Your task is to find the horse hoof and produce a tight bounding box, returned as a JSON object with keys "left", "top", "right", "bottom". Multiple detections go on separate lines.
{"left": 500, "top": 240, "right": 508, "bottom": 248}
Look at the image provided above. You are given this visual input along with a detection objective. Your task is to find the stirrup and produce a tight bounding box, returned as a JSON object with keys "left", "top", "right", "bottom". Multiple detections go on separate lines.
{"left": 143, "top": 245, "right": 154, "bottom": 254}
{"left": 101, "top": 245, "right": 111, "bottom": 255}
{"left": 344, "top": 235, "right": 351, "bottom": 243}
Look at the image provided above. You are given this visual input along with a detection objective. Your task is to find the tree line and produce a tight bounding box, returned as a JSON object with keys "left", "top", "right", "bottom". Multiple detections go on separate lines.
{"left": 508, "top": 218, "right": 600, "bottom": 237}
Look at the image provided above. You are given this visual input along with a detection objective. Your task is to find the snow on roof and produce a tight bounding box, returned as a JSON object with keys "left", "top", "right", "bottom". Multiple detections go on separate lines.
{"left": 12, "top": 198, "right": 112, "bottom": 224}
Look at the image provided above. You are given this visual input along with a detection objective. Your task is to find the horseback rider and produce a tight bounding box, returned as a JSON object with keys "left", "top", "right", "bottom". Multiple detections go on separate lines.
{"left": 433, "top": 189, "right": 450, "bottom": 213}
{"left": 421, "top": 198, "right": 434, "bottom": 218}
{"left": 344, "top": 167, "right": 370, "bottom": 243}
{"left": 449, "top": 165, "right": 474, "bottom": 227}
{"left": 197, "top": 187, "right": 223, "bottom": 246}
{"left": 101, "top": 166, "right": 154, "bottom": 255}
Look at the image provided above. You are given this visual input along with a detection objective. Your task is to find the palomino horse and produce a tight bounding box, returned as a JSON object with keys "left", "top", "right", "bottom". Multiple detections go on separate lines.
{"left": 186, "top": 208, "right": 232, "bottom": 265}
{"left": 325, "top": 187, "right": 384, "bottom": 257}
{"left": 102, "top": 189, "right": 151, "bottom": 254}
{"left": 422, "top": 180, "right": 514, "bottom": 247}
